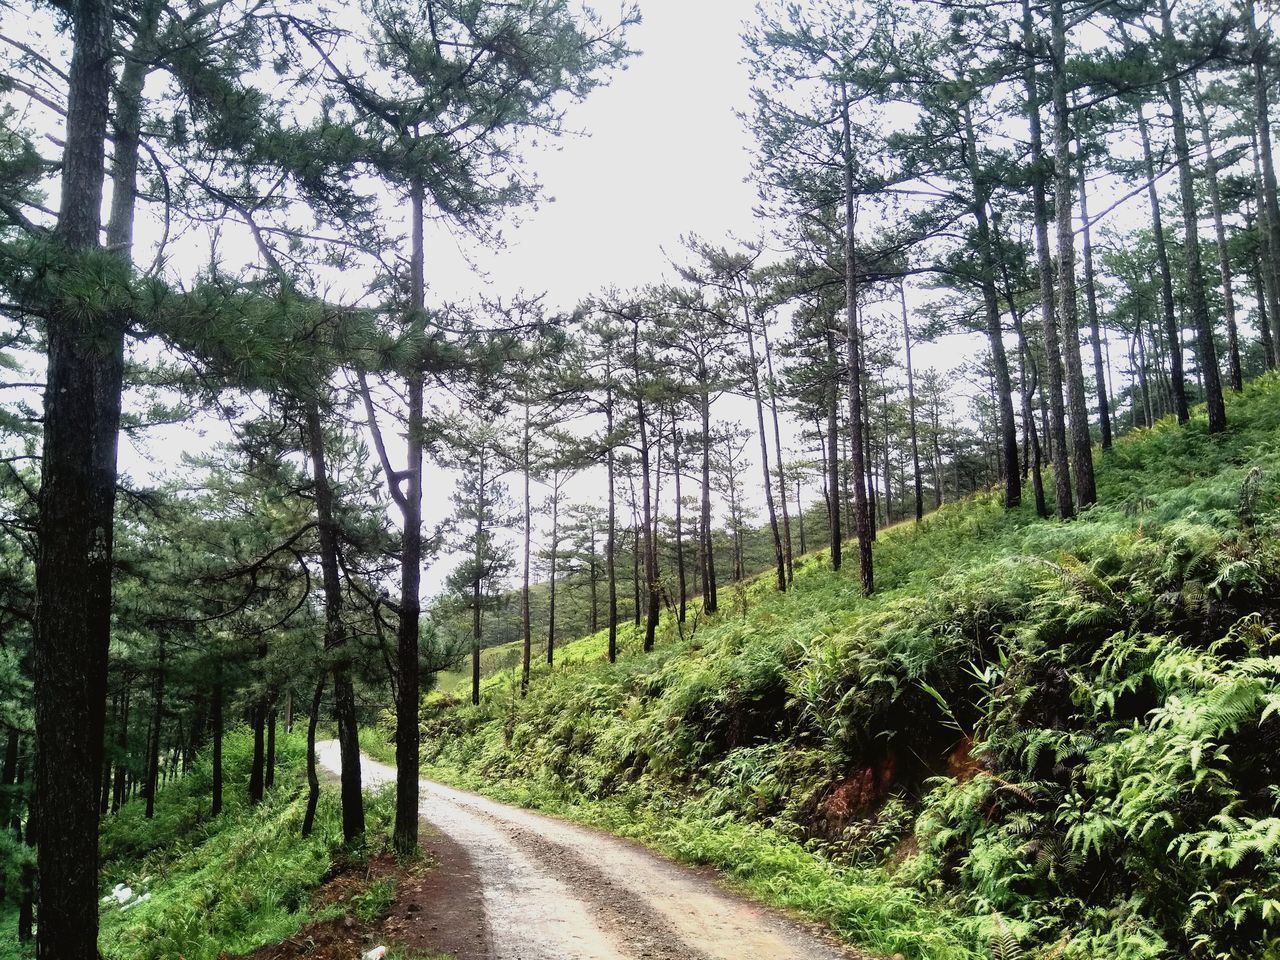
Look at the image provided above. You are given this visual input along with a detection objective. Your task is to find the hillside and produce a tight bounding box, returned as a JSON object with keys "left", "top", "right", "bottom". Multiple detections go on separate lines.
{"left": 397, "top": 378, "right": 1280, "bottom": 960}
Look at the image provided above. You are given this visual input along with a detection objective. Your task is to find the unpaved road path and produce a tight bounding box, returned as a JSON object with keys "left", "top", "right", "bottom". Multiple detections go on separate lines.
{"left": 315, "top": 742, "right": 868, "bottom": 960}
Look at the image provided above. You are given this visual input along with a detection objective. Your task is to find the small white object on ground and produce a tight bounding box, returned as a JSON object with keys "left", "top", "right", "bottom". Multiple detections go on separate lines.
{"left": 361, "top": 947, "right": 387, "bottom": 960}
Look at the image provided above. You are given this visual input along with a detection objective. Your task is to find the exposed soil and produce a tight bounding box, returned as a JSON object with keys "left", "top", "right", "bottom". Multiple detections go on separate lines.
{"left": 304, "top": 741, "right": 874, "bottom": 960}
{"left": 231, "top": 826, "right": 487, "bottom": 960}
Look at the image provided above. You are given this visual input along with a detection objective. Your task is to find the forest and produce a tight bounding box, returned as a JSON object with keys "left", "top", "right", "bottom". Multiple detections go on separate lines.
{"left": 3, "top": 0, "right": 1280, "bottom": 958}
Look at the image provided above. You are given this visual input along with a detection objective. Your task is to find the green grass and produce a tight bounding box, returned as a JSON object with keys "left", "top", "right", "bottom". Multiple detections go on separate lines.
{"left": 0, "top": 728, "right": 396, "bottom": 960}
{"left": 398, "top": 376, "right": 1280, "bottom": 960}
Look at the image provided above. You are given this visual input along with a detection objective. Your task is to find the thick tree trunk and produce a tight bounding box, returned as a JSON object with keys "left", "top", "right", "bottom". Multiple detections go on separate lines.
{"left": 33, "top": 0, "right": 118, "bottom": 954}
{"left": 841, "top": 82, "right": 873, "bottom": 595}
{"left": 1021, "top": 0, "right": 1073, "bottom": 519}
{"left": 1136, "top": 106, "right": 1190, "bottom": 423}
{"left": 1050, "top": 0, "right": 1096, "bottom": 508}
{"left": 1158, "top": 0, "right": 1225, "bottom": 433}
{"left": 306, "top": 401, "right": 363, "bottom": 844}
{"left": 1077, "top": 155, "right": 1114, "bottom": 448}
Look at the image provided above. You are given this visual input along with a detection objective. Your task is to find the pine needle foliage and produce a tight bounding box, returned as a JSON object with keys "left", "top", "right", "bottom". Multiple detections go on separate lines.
{"left": 404, "top": 377, "right": 1280, "bottom": 960}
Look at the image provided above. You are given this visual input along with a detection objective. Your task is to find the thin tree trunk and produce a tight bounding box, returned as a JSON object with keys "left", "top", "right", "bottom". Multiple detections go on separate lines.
{"left": 672, "top": 417, "right": 687, "bottom": 621}
{"left": 1136, "top": 105, "right": 1190, "bottom": 423}
{"left": 521, "top": 405, "right": 533, "bottom": 694}
{"left": 305, "top": 401, "right": 363, "bottom": 844}
{"left": 547, "top": 477, "right": 560, "bottom": 660}
{"left": 1192, "top": 82, "right": 1243, "bottom": 391}
{"left": 1249, "top": 0, "right": 1280, "bottom": 366}
{"left": 606, "top": 378, "right": 619, "bottom": 660}
{"left": 825, "top": 329, "right": 842, "bottom": 568}
{"left": 301, "top": 677, "right": 326, "bottom": 838}
{"left": 744, "top": 321, "right": 787, "bottom": 592}
{"left": 841, "top": 80, "right": 873, "bottom": 595}
{"left": 1158, "top": 0, "right": 1225, "bottom": 433}
{"left": 762, "top": 325, "right": 793, "bottom": 584}
{"left": 701, "top": 373, "right": 721, "bottom": 609}
{"left": 145, "top": 638, "right": 165, "bottom": 818}
{"left": 265, "top": 704, "right": 276, "bottom": 791}
{"left": 211, "top": 678, "right": 223, "bottom": 816}
{"left": 963, "top": 100, "right": 1021, "bottom": 508}
{"left": 1022, "top": 0, "right": 1073, "bottom": 519}
{"left": 1077, "top": 154, "right": 1114, "bottom": 448}
{"left": 899, "top": 283, "right": 924, "bottom": 521}
{"left": 1050, "top": 0, "right": 1096, "bottom": 507}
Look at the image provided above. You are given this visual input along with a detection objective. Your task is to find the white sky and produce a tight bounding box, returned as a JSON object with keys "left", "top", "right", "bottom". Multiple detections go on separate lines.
{"left": 11, "top": 0, "right": 1188, "bottom": 601}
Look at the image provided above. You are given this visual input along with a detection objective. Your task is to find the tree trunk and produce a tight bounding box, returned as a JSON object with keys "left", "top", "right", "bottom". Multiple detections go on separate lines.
{"left": 1249, "top": 0, "right": 1280, "bottom": 367}
{"left": 1158, "top": 0, "right": 1225, "bottom": 433}
{"left": 761, "top": 325, "right": 793, "bottom": 584}
{"left": 698, "top": 373, "right": 718, "bottom": 609}
{"left": 301, "top": 677, "right": 326, "bottom": 838}
{"left": 1077, "top": 154, "right": 1114, "bottom": 448}
{"left": 1136, "top": 105, "right": 1190, "bottom": 423}
{"left": 634, "top": 333, "right": 661, "bottom": 650}
{"left": 145, "top": 638, "right": 165, "bottom": 818}
{"left": 825, "top": 328, "right": 842, "bottom": 568}
{"left": 305, "top": 401, "right": 364, "bottom": 844}
{"left": 32, "top": 0, "right": 118, "bottom": 953}
{"left": 672, "top": 418, "right": 687, "bottom": 621}
{"left": 1021, "top": 0, "right": 1073, "bottom": 519}
{"left": 521, "top": 406, "right": 533, "bottom": 694}
{"left": 1192, "top": 84, "right": 1243, "bottom": 391}
{"left": 1250, "top": 208, "right": 1278, "bottom": 368}
{"left": 472, "top": 446, "right": 485, "bottom": 702}
{"left": 211, "top": 678, "right": 223, "bottom": 816}
{"left": 1050, "top": 0, "right": 1096, "bottom": 508}
{"left": 841, "top": 81, "right": 873, "bottom": 595}
{"left": 547, "top": 478, "right": 560, "bottom": 661}
{"left": 265, "top": 704, "right": 276, "bottom": 791}
{"left": 744, "top": 321, "right": 787, "bottom": 592}
{"left": 606, "top": 379, "right": 619, "bottom": 660}
{"left": 899, "top": 284, "right": 924, "bottom": 521}
{"left": 963, "top": 101, "right": 1021, "bottom": 508}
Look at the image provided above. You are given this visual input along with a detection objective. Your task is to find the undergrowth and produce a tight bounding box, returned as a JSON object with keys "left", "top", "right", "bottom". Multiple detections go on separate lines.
{"left": 4, "top": 728, "right": 395, "bottom": 960}
{"left": 395, "top": 376, "right": 1280, "bottom": 960}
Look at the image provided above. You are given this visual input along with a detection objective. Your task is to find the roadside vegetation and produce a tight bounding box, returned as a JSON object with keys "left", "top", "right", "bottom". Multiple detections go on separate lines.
{"left": 393, "top": 378, "right": 1280, "bottom": 960}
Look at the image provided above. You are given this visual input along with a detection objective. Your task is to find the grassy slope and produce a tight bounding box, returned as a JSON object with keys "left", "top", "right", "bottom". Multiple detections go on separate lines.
{"left": 397, "top": 376, "right": 1280, "bottom": 960}
{"left": 2, "top": 729, "right": 395, "bottom": 960}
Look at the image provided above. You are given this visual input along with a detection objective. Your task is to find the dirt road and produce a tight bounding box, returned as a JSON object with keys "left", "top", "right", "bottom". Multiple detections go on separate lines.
{"left": 315, "top": 742, "right": 866, "bottom": 960}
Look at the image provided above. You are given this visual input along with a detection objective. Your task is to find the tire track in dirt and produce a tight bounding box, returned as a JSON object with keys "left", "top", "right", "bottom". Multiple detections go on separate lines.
{"left": 316, "top": 742, "right": 866, "bottom": 960}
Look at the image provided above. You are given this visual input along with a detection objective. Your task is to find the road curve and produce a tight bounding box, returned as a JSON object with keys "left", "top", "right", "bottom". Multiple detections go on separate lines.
{"left": 315, "top": 741, "right": 867, "bottom": 960}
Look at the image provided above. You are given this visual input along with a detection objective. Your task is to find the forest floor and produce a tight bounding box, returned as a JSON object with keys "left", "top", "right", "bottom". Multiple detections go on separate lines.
{"left": 315, "top": 741, "right": 872, "bottom": 960}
